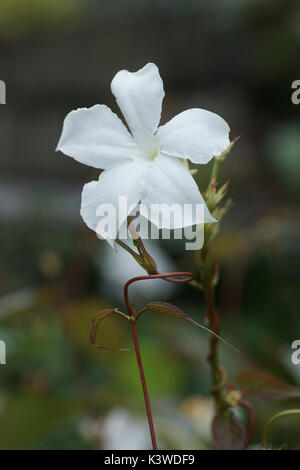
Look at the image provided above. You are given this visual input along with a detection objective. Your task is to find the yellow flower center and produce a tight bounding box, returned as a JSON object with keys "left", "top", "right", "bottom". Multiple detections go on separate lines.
{"left": 151, "top": 149, "right": 158, "bottom": 160}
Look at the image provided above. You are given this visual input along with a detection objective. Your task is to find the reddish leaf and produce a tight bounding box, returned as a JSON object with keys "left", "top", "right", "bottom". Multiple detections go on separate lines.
{"left": 212, "top": 409, "right": 248, "bottom": 450}
{"left": 89, "top": 308, "right": 129, "bottom": 351}
{"left": 146, "top": 302, "right": 185, "bottom": 318}
{"left": 236, "top": 370, "right": 300, "bottom": 401}
{"left": 142, "top": 302, "right": 238, "bottom": 352}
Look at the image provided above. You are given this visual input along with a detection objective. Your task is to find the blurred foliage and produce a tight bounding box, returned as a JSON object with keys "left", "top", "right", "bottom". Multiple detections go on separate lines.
{"left": 266, "top": 123, "right": 300, "bottom": 196}
{"left": 0, "top": 0, "right": 83, "bottom": 38}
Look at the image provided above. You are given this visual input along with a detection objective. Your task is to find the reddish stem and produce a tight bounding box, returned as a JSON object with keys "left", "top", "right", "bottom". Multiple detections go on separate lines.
{"left": 124, "top": 271, "right": 194, "bottom": 450}
{"left": 124, "top": 271, "right": 195, "bottom": 313}
{"left": 130, "top": 321, "right": 157, "bottom": 450}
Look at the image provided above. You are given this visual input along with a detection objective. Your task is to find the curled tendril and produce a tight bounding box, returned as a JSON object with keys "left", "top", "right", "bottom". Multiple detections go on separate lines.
{"left": 210, "top": 365, "right": 228, "bottom": 394}
{"left": 262, "top": 409, "right": 300, "bottom": 449}
{"left": 123, "top": 271, "right": 195, "bottom": 316}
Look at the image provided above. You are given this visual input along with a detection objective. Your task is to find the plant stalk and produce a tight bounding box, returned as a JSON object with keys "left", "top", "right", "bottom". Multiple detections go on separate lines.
{"left": 130, "top": 321, "right": 157, "bottom": 450}
{"left": 122, "top": 249, "right": 158, "bottom": 450}
{"left": 201, "top": 158, "right": 227, "bottom": 408}
{"left": 202, "top": 259, "right": 225, "bottom": 407}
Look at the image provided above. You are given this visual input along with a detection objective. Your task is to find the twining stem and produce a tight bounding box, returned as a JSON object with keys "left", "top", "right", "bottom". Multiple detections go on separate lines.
{"left": 199, "top": 157, "right": 228, "bottom": 408}
{"left": 201, "top": 252, "right": 225, "bottom": 407}
{"left": 123, "top": 271, "right": 194, "bottom": 450}
{"left": 130, "top": 321, "right": 157, "bottom": 450}
{"left": 124, "top": 272, "right": 158, "bottom": 450}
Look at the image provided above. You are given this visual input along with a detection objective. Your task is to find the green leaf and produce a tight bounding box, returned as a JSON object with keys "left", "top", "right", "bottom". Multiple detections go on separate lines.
{"left": 236, "top": 370, "right": 300, "bottom": 401}
{"left": 89, "top": 308, "right": 129, "bottom": 351}
{"left": 212, "top": 409, "right": 248, "bottom": 450}
{"left": 139, "top": 302, "right": 239, "bottom": 353}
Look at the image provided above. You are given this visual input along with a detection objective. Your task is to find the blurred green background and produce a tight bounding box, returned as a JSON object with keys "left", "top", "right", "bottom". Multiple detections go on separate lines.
{"left": 0, "top": 0, "right": 300, "bottom": 449}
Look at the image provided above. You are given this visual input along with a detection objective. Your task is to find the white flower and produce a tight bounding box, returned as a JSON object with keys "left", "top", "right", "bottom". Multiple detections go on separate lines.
{"left": 56, "top": 63, "right": 230, "bottom": 244}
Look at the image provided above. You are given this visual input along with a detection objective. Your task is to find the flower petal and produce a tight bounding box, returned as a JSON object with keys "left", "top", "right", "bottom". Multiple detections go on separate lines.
{"left": 140, "top": 155, "right": 215, "bottom": 229}
{"left": 157, "top": 108, "right": 230, "bottom": 164}
{"left": 111, "top": 63, "right": 164, "bottom": 149}
{"left": 80, "top": 160, "right": 147, "bottom": 244}
{"left": 56, "top": 104, "right": 142, "bottom": 169}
